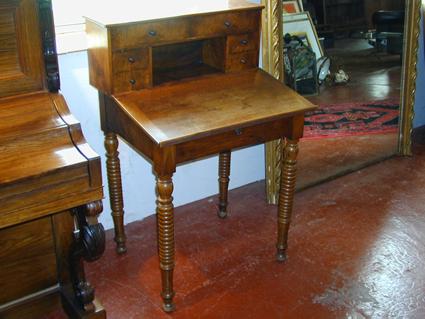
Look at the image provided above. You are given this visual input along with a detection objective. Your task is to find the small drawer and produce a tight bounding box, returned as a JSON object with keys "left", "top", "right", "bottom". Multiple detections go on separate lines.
{"left": 110, "top": 9, "right": 261, "bottom": 49}
{"left": 191, "top": 10, "right": 260, "bottom": 38}
{"left": 227, "top": 33, "right": 259, "bottom": 53}
{"left": 226, "top": 51, "right": 258, "bottom": 72}
{"left": 112, "top": 70, "right": 152, "bottom": 93}
{"left": 112, "top": 48, "right": 150, "bottom": 72}
{"left": 110, "top": 18, "right": 190, "bottom": 48}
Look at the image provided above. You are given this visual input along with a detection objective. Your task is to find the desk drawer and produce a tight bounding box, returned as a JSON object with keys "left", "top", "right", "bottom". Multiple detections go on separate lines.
{"left": 112, "top": 48, "right": 150, "bottom": 72}
{"left": 175, "top": 117, "right": 298, "bottom": 164}
{"left": 110, "top": 10, "right": 260, "bottom": 49}
{"left": 226, "top": 51, "right": 258, "bottom": 72}
{"left": 190, "top": 10, "right": 260, "bottom": 39}
{"left": 227, "top": 33, "right": 259, "bottom": 53}
{"left": 113, "top": 70, "right": 152, "bottom": 93}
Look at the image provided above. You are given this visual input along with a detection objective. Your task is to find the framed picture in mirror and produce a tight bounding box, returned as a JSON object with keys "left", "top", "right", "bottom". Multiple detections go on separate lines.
{"left": 282, "top": 0, "right": 303, "bottom": 15}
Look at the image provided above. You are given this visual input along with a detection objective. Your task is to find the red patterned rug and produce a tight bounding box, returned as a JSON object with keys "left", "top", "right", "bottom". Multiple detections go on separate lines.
{"left": 303, "top": 99, "right": 399, "bottom": 139}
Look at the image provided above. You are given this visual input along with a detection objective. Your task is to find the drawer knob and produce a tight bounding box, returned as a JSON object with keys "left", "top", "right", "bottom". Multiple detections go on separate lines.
{"left": 240, "top": 39, "right": 248, "bottom": 45}
{"left": 148, "top": 30, "right": 157, "bottom": 37}
{"left": 224, "top": 21, "right": 232, "bottom": 28}
{"left": 240, "top": 58, "right": 247, "bottom": 64}
{"left": 235, "top": 128, "right": 243, "bottom": 136}
{"left": 128, "top": 57, "right": 135, "bottom": 63}
{"left": 129, "top": 79, "right": 136, "bottom": 85}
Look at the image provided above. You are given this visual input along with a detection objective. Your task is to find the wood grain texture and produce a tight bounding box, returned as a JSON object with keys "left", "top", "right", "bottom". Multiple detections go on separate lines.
{"left": 0, "top": 2, "right": 105, "bottom": 316}
{"left": 112, "top": 47, "right": 150, "bottom": 72}
{"left": 0, "top": 217, "right": 57, "bottom": 304}
{"left": 218, "top": 151, "right": 231, "bottom": 218}
{"left": 113, "top": 69, "right": 314, "bottom": 146}
{"left": 0, "top": 0, "right": 45, "bottom": 97}
{"left": 86, "top": 21, "right": 112, "bottom": 94}
{"left": 87, "top": 9, "right": 261, "bottom": 94}
{"left": 225, "top": 50, "right": 259, "bottom": 72}
{"left": 276, "top": 139, "right": 299, "bottom": 262}
{"left": 104, "top": 132, "right": 127, "bottom": 254}
{"left": 0, "top": 288, "right": 61, "bottom": 319}
{"left": 86, "top": 1, "right": 312, "bottom": 312}
{"left": 155, "top": 173, "right": 175, "bottom": 312}
{"left": 0, "top": 92, "right": 103, "bottom": 228}
{"left": 227, "top": 32, "right": 260, "bottom": 53}
{"left": 174, "top": 117, "right": 300, "bottom": 164}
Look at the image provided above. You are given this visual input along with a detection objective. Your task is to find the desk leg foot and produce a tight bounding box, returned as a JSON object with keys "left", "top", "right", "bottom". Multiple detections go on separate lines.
{"left": 218, "top": 151, "right": 231, "bottom": 219}
{"left": 276, "top": 251, "right": 287, "bottom": 262}
{"left": 105, "top": 132, "right": 127, "bottom": 254}
{"left": 276, "top": 139, "right": 298, "bottom": 263}
{"left": 156, "top": 174, "right": 176, "bottom": 312}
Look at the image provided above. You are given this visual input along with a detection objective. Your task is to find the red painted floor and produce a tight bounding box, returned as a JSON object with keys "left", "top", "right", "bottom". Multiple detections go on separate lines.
{"left": 78, "top": 130, "right": 425, "bottom": 319}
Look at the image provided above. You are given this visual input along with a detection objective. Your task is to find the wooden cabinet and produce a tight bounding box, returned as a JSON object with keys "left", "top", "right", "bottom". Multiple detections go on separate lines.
{"left": 364, "top": 0, "right": 404, "bottom": 28}
{"left": 0, "top": 1, "right": 105, "bottom": 318}
{"left": 312, "top": 0, "right": 366, "bottom": 30}
{"left": 86, "top": 8, "right": 260, "bottom": 94}
{"left": 311, "top": 0, "right": 404, "bottom": 30}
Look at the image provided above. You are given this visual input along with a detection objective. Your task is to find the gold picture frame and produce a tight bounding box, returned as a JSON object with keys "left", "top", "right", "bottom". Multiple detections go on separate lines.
{"left": 261, "top": 0, "right": 422, "bottom": 204}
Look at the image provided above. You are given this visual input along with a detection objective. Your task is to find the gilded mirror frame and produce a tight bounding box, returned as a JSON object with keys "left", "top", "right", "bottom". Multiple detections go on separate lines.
{"left": 261, "top": 0, "right": 422, "bottom": 204}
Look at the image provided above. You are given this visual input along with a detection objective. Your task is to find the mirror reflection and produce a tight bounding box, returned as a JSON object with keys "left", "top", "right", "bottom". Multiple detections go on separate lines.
{"left": 282, "top": 0, "right": 405, "bottom": 189}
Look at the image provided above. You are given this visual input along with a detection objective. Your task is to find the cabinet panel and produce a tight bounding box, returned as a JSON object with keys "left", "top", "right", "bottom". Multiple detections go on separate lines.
{"left": 0, "top": 217, "right": 57, "bottom": 304}
{"left": 0, "top": 0, "right": 45, "bottom": 97}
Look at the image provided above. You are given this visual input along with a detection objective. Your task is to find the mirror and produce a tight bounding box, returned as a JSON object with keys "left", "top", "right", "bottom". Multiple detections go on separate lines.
{"left": 261, "top": 0, "right": 421, "bottom": 203}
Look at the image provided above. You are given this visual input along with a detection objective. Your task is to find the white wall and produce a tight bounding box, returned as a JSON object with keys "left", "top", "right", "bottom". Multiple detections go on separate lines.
{"left": 58, "top": 51, "right": 265, "bottom": 229}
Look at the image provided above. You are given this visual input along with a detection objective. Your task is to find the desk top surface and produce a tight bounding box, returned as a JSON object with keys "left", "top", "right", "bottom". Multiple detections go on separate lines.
{"left": 85, "top": 0, "right": 262, "bottom": 26}
{"left": 113, "top": 69, "right": 315, "bottom": 146}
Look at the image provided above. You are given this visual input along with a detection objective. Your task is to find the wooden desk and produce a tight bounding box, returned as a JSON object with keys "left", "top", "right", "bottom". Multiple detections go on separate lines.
{"left": 86, "top": 0, "right": 315, "bottom": 312}
{"left": 0, "top": 1, "right": 105, "bottom": 317}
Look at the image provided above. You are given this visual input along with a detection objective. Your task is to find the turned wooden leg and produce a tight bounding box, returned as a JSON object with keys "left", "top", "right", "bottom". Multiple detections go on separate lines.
{"left": 218, "top": 151, "right": 231, "bottom": 218}
{"left": 104, "top": 132, "right": 126, "bottom": 254}
{"left": 156, "top": 174, "right": 175, "bottom": 312}
{"left": 276, "top": 138, "right": 299, "bottom": 262}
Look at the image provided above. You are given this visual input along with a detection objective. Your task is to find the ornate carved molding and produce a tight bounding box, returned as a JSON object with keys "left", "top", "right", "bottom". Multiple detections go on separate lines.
{"left": 262, "top": 0, "right": 284, "bottom": 204}
{"left": 38, "top": 0, "right": 60, "bottom": 92}
{"left": 399, "top": 0, "right": 421, "bottom": 155}
{"left": 70, "top": 201, "right": 105, "bottom": 311}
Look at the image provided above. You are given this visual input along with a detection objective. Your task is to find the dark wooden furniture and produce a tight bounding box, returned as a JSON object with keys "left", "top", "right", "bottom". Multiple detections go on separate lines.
{"left": 312, "top": 0, "right": 366, "bottom": 31}
{"left": 0, "top": 0, "right": 105, "bottom": 318}
{"left": 364, "top": 0, "right": 404, "bottom": 29}
{"left": 86, "top": 0, "right": 315, "bottom": 312}
{"left": 311, "top": 0, "right": 404, "bottom": 31}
